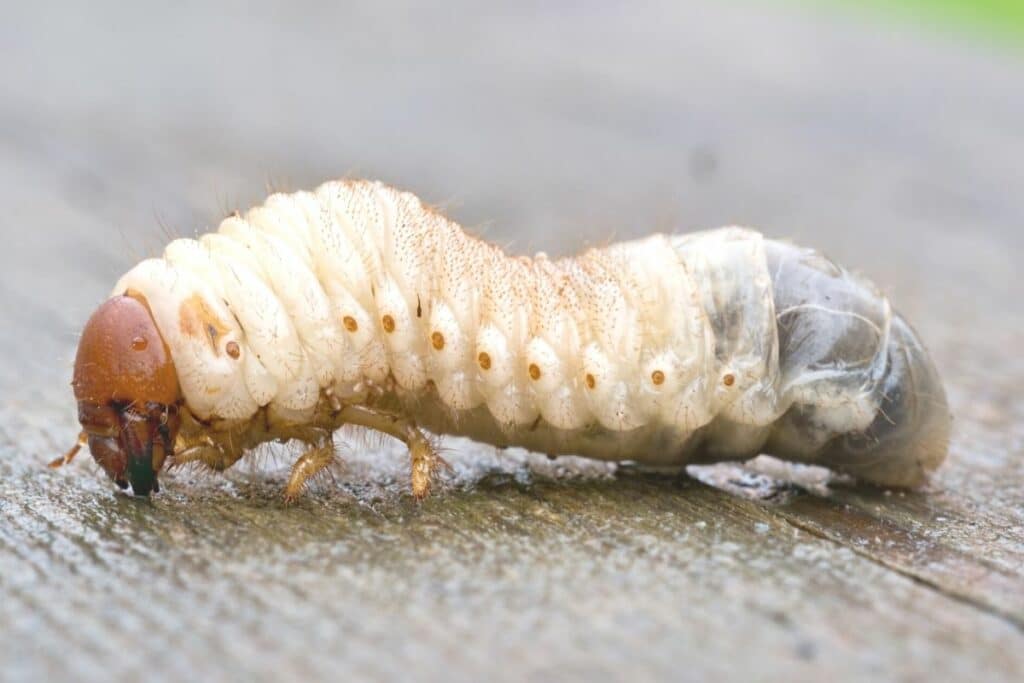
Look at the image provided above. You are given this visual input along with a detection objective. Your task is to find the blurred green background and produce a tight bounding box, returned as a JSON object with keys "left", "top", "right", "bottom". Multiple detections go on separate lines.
{"left": 822, "top": 0, "right": 1024, "bottom": 44}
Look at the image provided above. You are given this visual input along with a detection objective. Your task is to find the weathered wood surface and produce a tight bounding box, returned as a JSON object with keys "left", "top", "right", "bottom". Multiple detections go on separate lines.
{"left": 1, "top": 1, "right": 1022, "bottom": 681}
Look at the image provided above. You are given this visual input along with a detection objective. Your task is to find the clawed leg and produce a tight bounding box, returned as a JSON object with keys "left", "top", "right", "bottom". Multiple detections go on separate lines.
{"left": 171, "top": 444, "right": 243, "bottom": 472}
{"left": 338, "top": 404, "right": 449, "bottom": 500}
{"left": 172, "top": 436, "right": 337, "bottom": 504}
{"left": 283, "top": 438, "right": 336, "bottom": 504}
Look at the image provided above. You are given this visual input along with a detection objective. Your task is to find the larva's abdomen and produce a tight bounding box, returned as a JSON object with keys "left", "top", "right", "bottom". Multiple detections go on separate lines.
{"left": 113, "top": 180, "right": 949, "bottom": 487}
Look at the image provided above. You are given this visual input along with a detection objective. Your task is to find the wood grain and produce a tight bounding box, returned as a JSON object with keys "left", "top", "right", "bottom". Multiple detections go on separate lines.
{"left": 1, "top": 2, "right": 1022, "bottom": 681}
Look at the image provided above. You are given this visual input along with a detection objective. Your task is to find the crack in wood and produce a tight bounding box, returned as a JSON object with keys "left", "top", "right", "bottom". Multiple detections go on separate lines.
{"left": 770, "top": 500, "right": 1024, "bottom": 632}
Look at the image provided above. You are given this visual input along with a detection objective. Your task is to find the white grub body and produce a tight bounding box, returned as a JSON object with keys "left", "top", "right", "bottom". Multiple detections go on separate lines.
{"left": 115, "top": 180, "right": 949, "bottom": 487}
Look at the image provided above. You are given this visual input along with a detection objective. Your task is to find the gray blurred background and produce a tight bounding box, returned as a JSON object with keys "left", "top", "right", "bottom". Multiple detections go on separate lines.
{"left": 1, "top": 1, "right": 1022, "bottom": 681}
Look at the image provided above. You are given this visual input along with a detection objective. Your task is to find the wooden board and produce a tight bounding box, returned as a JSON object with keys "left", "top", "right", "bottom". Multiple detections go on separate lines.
{"left": 1, "top": 2, "right": 1022, "bottom": 681}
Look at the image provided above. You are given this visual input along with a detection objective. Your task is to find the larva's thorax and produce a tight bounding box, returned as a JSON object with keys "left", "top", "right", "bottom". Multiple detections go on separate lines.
{"left": 93, "top": 179, "right": 948, "bottom": 493}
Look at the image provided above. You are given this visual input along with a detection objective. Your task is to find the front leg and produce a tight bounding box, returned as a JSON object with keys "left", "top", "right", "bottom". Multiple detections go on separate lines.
{"left": 338, "top": 404, "right": 449, "bottom": 500}
{"left": 283, "top": 436, "right": 336, "bottom": 504}
{"left": 171, "top": 443, "right": 244, "bottom": 472}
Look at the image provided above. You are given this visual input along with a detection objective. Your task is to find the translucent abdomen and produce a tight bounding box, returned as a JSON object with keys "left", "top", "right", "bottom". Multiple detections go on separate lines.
{"left": 761, "top": 241, "right": 950, "bottom": 486}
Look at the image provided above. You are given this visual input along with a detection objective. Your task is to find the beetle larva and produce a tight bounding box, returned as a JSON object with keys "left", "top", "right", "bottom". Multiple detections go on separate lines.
{"left": 57, "top": 179, "right": 950, "bottom": 500}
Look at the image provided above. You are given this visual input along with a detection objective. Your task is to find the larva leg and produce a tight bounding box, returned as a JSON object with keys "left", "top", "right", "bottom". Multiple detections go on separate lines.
{"left": 283, "top": 437, "right": 336, "bottom": 504}
{"left": 171, "top": 444, "right": 242, "bottom": 472}
{"left": 337, "top": 404, "right": 449, "bottom": 500}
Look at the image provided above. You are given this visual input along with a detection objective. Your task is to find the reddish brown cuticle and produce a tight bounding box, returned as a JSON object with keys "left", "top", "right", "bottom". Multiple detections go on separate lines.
{"left": 72, "top": 294, "right": 183, "bottom": 492}
{"left": 73, "top": 295, "right": 180, "bottom": 406}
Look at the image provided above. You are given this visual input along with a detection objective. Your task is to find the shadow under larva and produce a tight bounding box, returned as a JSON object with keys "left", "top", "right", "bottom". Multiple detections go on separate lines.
{"left": 54, "top": 179, "right": 951, "bottom": 502}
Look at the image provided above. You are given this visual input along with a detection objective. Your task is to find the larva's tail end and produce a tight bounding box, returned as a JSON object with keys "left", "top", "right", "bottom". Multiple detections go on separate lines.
{"left": 822, "top": 314, "right": 951, "bottom": 489}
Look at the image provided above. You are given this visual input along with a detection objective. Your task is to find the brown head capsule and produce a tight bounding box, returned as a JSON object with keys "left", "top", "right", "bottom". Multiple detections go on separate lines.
{"left": 70, "top": 293, "right": 182, "bottom": 496}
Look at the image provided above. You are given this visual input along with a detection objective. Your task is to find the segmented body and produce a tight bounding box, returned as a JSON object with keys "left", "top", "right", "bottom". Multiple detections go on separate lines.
{"left": 114, "top": 180, "right": 949, "bottom": 487}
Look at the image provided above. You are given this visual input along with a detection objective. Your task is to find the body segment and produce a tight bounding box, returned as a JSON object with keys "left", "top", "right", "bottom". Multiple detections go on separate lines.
{"left": 67, "top": 179, "right": 950, "bottom": 497}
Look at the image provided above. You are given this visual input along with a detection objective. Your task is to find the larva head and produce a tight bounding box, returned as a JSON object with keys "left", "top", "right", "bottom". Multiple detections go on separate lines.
{"left": 72, "top": 294, "right": 182, "bottom": 496}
